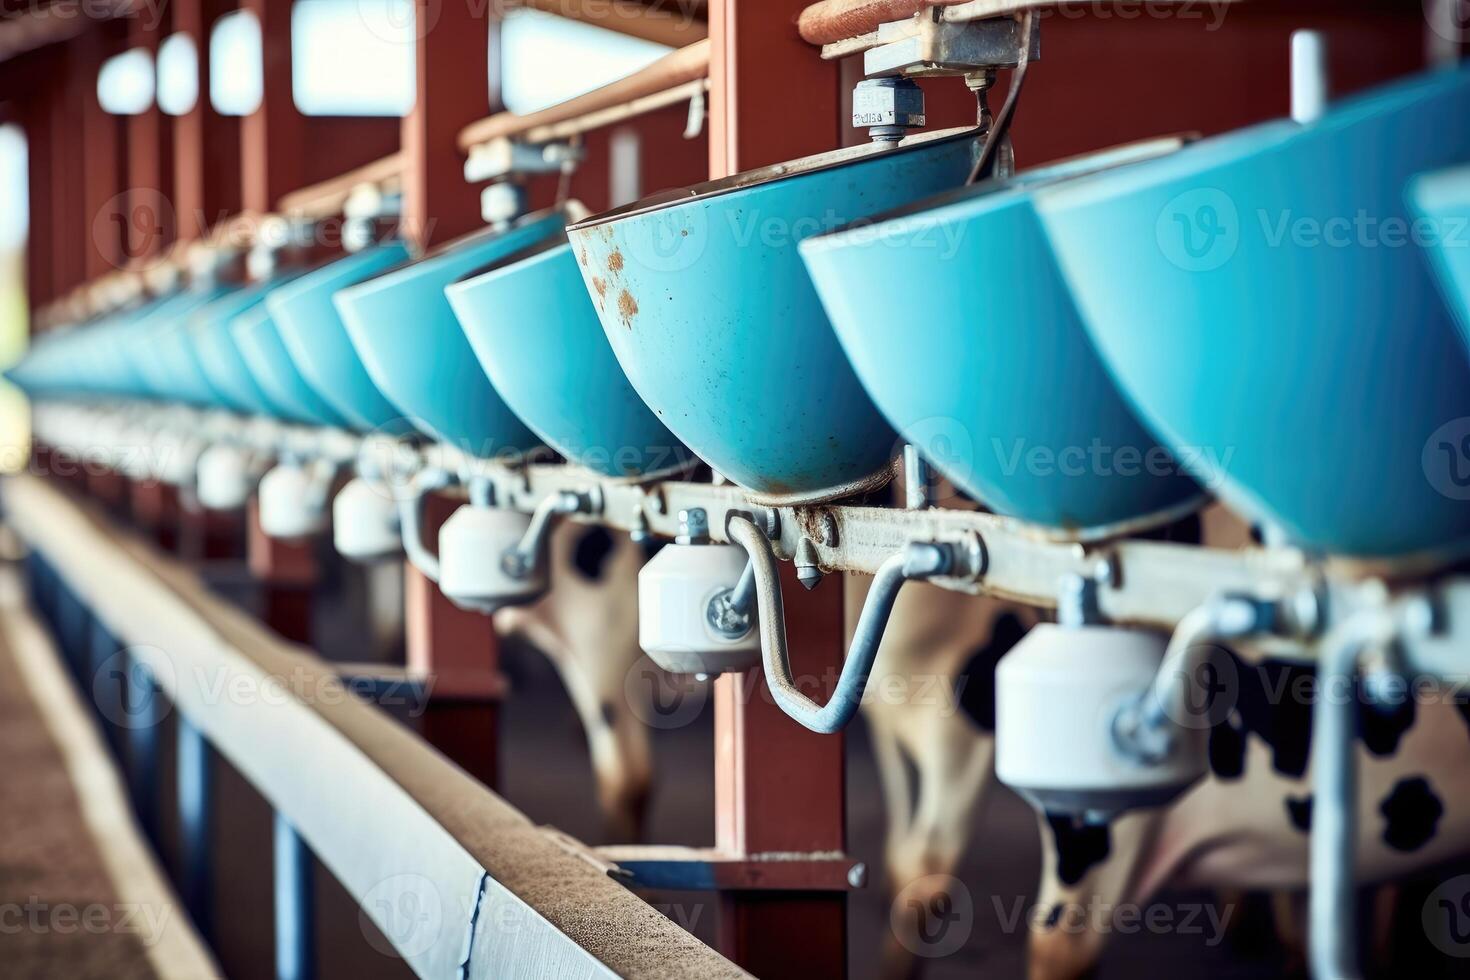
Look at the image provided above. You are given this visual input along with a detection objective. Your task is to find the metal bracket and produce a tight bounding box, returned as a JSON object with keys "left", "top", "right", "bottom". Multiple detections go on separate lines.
{"left": 865, "top": 13, "right": 1041, "bottom": 78}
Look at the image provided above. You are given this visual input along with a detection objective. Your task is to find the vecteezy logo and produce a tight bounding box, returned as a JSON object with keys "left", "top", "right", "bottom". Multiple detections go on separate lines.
{"left": 361, "top": 873, "right": 443, "bottom": 958}
{"left": 1424, "top": 875, "right": 1470, "bottom": 957}
{"left": 625, "top": 207, "right": 709, "bottom": 273}
{"left": 1156, "top": 188, "right": 1239, "bottom": 272}
{"left": 95, "top": 190, "right": 176, "bottom": 267}
{"left": 1425, "top": 0, "right": 1470, "bottom": 45}
{"left": 1423, "top": 417, "right": 1470, "bottom": 501}
{"left": 93, "top": 646, "right": 175, "bottom": 729}
{"left": 890, "top": 874, "right": 974, "bottom": 959}
{"left": 1158, "top": 642, "right": 1239, "bottom": 730}
{"left": 624, "top": 654, "right": 709, "bottom": 730}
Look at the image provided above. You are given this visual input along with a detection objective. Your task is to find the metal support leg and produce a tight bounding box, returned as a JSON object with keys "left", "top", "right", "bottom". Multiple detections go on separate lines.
{"left": 88, "top": 617, "right": 123, "bottom": 757}
{"left": 714, "top": 561, "right": 847, "bottom": 979}
{"left": 127, "top": 659, "right": 162, "bottom": 847}
{"left": 178, "top": 716, "right": 213, "bottom": 940}
{"left": 274, "top": 812, "right": 316, "bottom": 980}
{"left": 405, "top": 493, "right": 502, "bottom": 788}
{"left": 1309, "top": 612, "right": 1394, "bottom": 980}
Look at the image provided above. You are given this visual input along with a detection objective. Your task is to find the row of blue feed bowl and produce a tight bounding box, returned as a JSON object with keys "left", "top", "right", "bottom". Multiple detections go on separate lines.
{"left": 564, "top": 63, "right": 1470, "bottom": 558}
{"left": 11, "top": 63, "right": 1470, "bottom": 560}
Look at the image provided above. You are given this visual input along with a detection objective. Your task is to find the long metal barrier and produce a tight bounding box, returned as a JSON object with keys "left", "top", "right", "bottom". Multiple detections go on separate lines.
{"left": 4, "top": 471, "right": 749, "bottom": 980}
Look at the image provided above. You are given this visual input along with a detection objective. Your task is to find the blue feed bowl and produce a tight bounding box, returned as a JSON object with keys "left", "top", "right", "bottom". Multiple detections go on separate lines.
{"left": 1035, "top": 67, "right": 1470, "bottom": 558}
{"left": 801, "top": 138, "right": 1204, "bottom": 531}
{"left": 447, "top": 239, "right": 694, "bottom": 477}
{"left": 233, "top": 306, "right": 351, "bottom": 428}
{"left": 267, "top": 242, "right": 416, "bottom": 434}
{"left": 186, "top": 282, "right": 288, "bottom": 416}
{"left": 567, "top": 129, "right": 982, "bottom": 498}
{"left": 1407, "top": 163, "right": 1470, "bottom": 345}
{"left": 334, "top": 214, "right": 568, "bottom": 455}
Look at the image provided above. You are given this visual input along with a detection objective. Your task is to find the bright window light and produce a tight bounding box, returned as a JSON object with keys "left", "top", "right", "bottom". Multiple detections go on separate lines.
{"left": 0, "top": 125, "right": 27, "bottom": 252}
{"left": 293, "top": 0, "right": 414, "bottom": 116}
{"left": 157, "top": 33, "right": 199, "bottom": 116}
{"left": 211, "top": 10, "right": 263, "bottom": 116}
{"left": 501, "top": 10, "right": 671, "bottom": 115}
{"left": 97, "top": 48, "right": 155, "bottom": 115}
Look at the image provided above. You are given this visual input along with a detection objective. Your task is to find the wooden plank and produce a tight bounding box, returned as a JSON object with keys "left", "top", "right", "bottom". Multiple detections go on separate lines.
{"left": 517, "top": 0, "right": 708, "bottom": 47}
{"left": 275, "top": 151, "right": 404, "bottom": 220}
{"left": 459, "top": 39, "right": 709, "bottom": 151}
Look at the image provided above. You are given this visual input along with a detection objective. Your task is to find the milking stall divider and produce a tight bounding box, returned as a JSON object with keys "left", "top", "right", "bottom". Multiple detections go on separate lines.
{"left": 4, "top": 1, "right": 1468, "bottom": 978}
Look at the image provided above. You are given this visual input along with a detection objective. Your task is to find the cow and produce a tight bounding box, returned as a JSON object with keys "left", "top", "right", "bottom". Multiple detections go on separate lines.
{"left": 1026, "top": 644, "right": 1470, "bottom": 979}
{"left": 492, "top": 521, "right": 655, "bottom": 843}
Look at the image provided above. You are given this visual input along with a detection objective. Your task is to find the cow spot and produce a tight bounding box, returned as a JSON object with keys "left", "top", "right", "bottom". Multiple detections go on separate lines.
{"left": 957, "top": 612, "right": 1030, "bottom": 733}
{"left": 1359, "top": 689, "right": 1416, "bottom": 758}
{"left": 1043, "top": 903, "right": 1065, "bottom": 930}
{"left": 572, "top": 527, "right": 615, "bottom": 580}
{"left": 1380, "top": 776, "right": 1444, "bottom": 853}
{"left": 1206, "top": 653, "right": 1314, "bottom": 781}
{"left": 1044, "top": 813, "right": 1112, "bottom": 886}
{"left": 1285, "top": 794, "right": 1313, "bottom": 833}
{"left": 1206, "top": 654, "right": 1419, "bottom": 782}
{"left": 1135, "top": 510, "right": 1203, "bottom": 545}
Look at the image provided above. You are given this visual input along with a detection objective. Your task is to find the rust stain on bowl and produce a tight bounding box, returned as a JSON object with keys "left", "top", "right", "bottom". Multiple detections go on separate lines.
{"left": 617, "top": 289, "right": 638, "bottom": 328}
{"left": 608, "top": 249, "right": 625, "bottom": 273}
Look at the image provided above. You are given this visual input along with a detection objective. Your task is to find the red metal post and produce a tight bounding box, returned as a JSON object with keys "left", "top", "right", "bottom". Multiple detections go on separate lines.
{"left": 246, "top": 499, "right": 316, "bottom": 644}
{"left": 394, "top": 0, "right": 503, "bottom": 785}
{"left": 78, "top": 23, "right": 130, "bottom": 278}
{"left": 239, "top": 0, "right": 305, "bottom": 214}
{"left": 400, "top": 0, "right": 495, "bottom": 248}
{"left": 20, "top": 79, "right": 56, "bottom": 317}
{"left": 172, "top": 0, "right": 242, "bottom": 239}
{"left": 404, "top": 494, "right": 502, "bottom": 788}
{"left": 706, "top": 3, "right": 848, "bottom": 975}
{"left": 125, "top": 9, "right": 175, "bottom": 259}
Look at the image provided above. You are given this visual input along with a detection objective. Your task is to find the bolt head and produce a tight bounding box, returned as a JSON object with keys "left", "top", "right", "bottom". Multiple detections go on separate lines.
{"left": 852, "top": 77, "right": 926, "bottom": 132}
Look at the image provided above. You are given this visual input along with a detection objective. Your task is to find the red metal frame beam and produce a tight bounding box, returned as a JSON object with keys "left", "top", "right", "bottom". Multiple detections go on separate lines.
{"left": 49, "top": 46, "right": 88, "bottom": 298}
{"left": 707, "top": 0, "right": 840, "bottom": 176}
{"left": 393, "top": 0, "right": 503, "bottom": 785}
{"left": 20, "top": 75, "right": 55, "bottom": 316}
{"left": 400, "top": 0, "right": 496, "bottom": 248}
{"left": 239, "top": 0, "right": 304, "bottom": 213}
{"left": 172, "top": 0, "right": 242, "bottom": 239}
{"left": 245, "top": 500, "right": 316, "bottom": 644}
{"left": 125, "top": 9, "right": 175, "bottom": 259}
{"left": 78, "top": 22, "right": 130, "bottom": 278}
{"left": 706, "top": 4, "right": 847, "bottom": 975}
{"left": 404, "top": 494, "right": 502, "bottom": 788}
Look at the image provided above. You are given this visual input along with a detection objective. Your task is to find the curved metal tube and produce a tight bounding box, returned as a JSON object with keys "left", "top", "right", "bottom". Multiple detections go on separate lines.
{"left": 726, "top": 516, "right": 951, "bottom": 734}
{"left": 1136, "top": 595, "right": 1267, "bottom": 742}
{"left": 397, "top": 468, "right": 454, "bottom": 583}
{"left": 1309, "top": 610, "right": 1396, "bottom": 980}
{"left": 501, "top": 491, "right": 591, "bottom": 580}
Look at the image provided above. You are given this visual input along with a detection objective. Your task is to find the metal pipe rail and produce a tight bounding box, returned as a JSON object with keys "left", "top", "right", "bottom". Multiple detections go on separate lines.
{"left": 31, "top": 400, "right": 1458, "bottom": 636}
{"left": 3, "top": 471, "right": 749, "bottom": 980}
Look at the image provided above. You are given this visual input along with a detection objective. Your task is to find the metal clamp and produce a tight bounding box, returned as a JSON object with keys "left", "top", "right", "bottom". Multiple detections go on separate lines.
{"left": 499, "top": 487, "right": 604, "bottom": 581}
